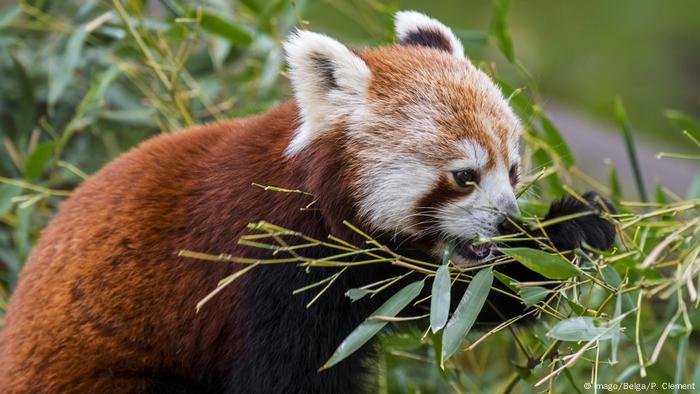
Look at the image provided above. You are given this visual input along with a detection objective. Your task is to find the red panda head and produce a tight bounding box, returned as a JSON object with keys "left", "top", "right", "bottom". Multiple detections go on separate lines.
{"left": 284, "top": 11, "right": 522, "bottom": 264}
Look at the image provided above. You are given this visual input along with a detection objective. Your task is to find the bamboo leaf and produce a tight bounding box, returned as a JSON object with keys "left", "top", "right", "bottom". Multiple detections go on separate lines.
{"left": 493, "top": 270, "right": 518, "bottom": 292}
{"left": 441, "top": 268, "right": 493, "bottom": 364}
{"left": 239, "top": 0, "right": 262, "bottom": 14}
{"left": 665, "top": 109, "right": 700, "bottom": 135}
{"left": 322, "top": 280, "right": 424, "bottom": 370}
{"left": 608, "top": 162, "right": 623, "bottom": 205}
{"left": 0, "top": 4, "right": 21, "bottom": 29}
{"left": 24, "top": 142, "right": 56, "bottom": 180}
{"left": 500, "top": 247, "right": 583, "bottom": 280}
{"left": 489, "top": 0, "right": 515, "bottom": 62}
{"left": 692, "top": 350, "right": 700, "bottom": 393}
{"left": 674, "top": 333, "right": 690, "bottom": 394}
{"left": 519, "top": 286, "right": 548, "bottom": 307}
{"left": 199, "top": 12, "right": 253, "bottom": 46}
{"left": 10, "top": 55, "right": 36, "bottom": 136}
{"left": 538, "top": 112, "right": 575, "bottom": 167}
{"left": 430, "top": 264, "right": 451, "bottom": 333}
{"left": 611, "top": 292, "right": 622, "bottom": 363}
{"left": 49, "top": 25, "right": 88, "bottom": 107}
{"left": 614, "top": 98, "right": 648, "bottom": 202}
{"left": 345, "top": 288, "right": 370, "bottom": 302}
{"left": 547, "top": 317, "right": 616, "bottom": 342}
{"left": 0, "top": 184, "right": 22, "bottom": 216}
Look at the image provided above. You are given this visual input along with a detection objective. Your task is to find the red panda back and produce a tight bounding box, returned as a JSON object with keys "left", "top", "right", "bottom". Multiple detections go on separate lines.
{"left": 0, "top": 102, "right": 314, "bottom": 392}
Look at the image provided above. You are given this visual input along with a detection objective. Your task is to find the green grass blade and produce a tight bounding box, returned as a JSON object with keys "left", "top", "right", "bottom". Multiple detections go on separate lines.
{"left": 489, "top": 0, "right": 515, "bottom": 63}
{"left": 614, "top": 98, "right": 648, "bottom": 202}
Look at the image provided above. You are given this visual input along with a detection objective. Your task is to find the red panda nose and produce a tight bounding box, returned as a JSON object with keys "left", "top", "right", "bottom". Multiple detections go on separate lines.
{"left": 497, "top": 195, "right": 519, "bottom": 216}
{"left": 497, "top": 216, "right": 515, "bottom": 235}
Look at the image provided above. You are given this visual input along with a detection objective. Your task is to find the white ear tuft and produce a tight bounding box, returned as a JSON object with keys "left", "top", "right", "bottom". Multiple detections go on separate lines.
{"left": 394, "top": 11, "right": 464, "bottom": 58}
{"left": 283, "top": 30, "right": 370, "bottom": 156}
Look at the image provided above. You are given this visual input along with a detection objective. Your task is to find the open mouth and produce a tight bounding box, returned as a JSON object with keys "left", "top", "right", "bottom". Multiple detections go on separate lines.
{"left": 455, "top": 239, "right": 494, "bottom": 262}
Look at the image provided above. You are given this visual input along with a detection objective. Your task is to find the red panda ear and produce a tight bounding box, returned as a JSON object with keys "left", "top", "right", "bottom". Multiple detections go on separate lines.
{"left": 395, "top": 11, "right": 465, "bottom": 58}
{"left": 283, "top": 30, "right": 370, "bottom": 156}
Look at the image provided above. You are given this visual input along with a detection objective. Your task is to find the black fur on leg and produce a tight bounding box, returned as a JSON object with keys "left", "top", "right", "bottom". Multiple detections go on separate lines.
{"left": 498, "top": 191, "right": 617, "bottom": 253}
{"left": 480, "top": 191, "right": 617, "bottom": 322}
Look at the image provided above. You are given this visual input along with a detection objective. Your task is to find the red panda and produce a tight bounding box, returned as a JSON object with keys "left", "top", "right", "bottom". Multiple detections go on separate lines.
{"left": 0, "top": 11, "right": 615, "bottom": 393}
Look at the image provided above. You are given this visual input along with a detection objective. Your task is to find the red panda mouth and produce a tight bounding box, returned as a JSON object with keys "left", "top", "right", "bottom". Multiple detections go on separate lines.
{"left": 455, "top": 240, "right": 494, "bottom": 262}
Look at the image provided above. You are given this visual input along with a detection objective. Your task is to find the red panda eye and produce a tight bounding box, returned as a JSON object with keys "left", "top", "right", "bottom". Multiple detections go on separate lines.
{"left": 452, "top": 169, "right": 479, "bottom": 188}
{"left": 509, "top": 164, "right": 520, "bottom": 186}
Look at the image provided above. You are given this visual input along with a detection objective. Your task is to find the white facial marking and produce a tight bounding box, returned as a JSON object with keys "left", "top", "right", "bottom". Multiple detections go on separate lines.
{"left": 448, "top": 140, "right": 489, "bottom": 171}
{"left": 355, "top": 158, "right": 438, "bottom": 233}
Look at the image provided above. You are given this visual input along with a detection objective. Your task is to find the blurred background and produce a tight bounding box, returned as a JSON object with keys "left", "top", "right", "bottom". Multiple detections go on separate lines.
{"left": 0, "top": 1, "right": 698, "bottom": 392}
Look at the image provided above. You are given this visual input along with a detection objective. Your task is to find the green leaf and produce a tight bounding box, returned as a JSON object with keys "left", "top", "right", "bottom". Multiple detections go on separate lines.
{"left": 519, "top": 286, "right": 548, "bottom": 307}
{"left": 240, "top": 0, "right": 262, "bottom": 14}
{"left": 345, "top": 288, "right": 370, "bottom": 302}
{"left": 0, "top": 4, "right": 21, "bottom": 29}
{"left": 493, "top": 270, "right": 518, "bottom": 292}
{"left": 563, "top": 296, "right": 588, "bottom": 316}
{"left": 261, "top": 0, "right": 287, "bottom": 19}
{"left": 199, "top": 12, "right": 253, "bottom": 46}
{"left": 674, "top": 333, "right": 690, "bottom": 394}
{"left": 431, "top": 331, "right": 448, "bottom": 378}
{"left": 547, "top": 317, "right": 616, "bottom": 342}
{"left": 611, "top": 292, "right": 622, "bottom": 363}
{"left": 430, "top": 264, "right": 451, "bottom": 333}
{"left": 49, "top": 25, "right": 89, "bottom": 107}
{"left": 489, "top": 0, "right": 515, "bottom": 63}
{"left": 0, "top": 184, "right": 22, "bottom": 216}
{"left": 323, "top": 280, "right": 424, "bottom": 370}
{"left": 441, "top": 268, "right": 493, "bottom": 364}
{"left": 10, "top": 55, "right": 36, "bottom": 136}
{"left": 24, "top": 142, "right": 56, "bottom": 180}
{"left": 608, "top": 162, "right": 623, "bottom": 205}
{"left": 442, "top": 239, "right": 457, "bottom": 265}
{"left": 500, "top": 247, "right": 583, "bottom": 280}
{"left": 538, "top": 112, "right": 575, "bottom": 167}
{"left": 62, "top": 66, "right": 121, "bottom": 146}
{"left": 614, "top": 98, "right": 648, "bottom": 202}
{"left": 533, "top": 147, "right": 565, "bottom": 195}
{"left": 600, "top": 265, "right": 635, "bottom": 312}
{"left": 655, "top": 183, "right": 668, "bottom": 205}
{"left": 692, "top": 349, "right": 700, "bottom": 394}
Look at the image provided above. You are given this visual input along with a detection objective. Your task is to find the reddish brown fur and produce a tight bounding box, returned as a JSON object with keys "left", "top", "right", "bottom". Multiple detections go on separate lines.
{"left": 0, "top": 101, "right": 368, "bottom": 392}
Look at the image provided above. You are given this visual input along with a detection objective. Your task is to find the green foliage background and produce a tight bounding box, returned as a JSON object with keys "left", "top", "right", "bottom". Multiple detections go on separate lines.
{"left": 0, "top": 1, "right": 699, "bottom": 393}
